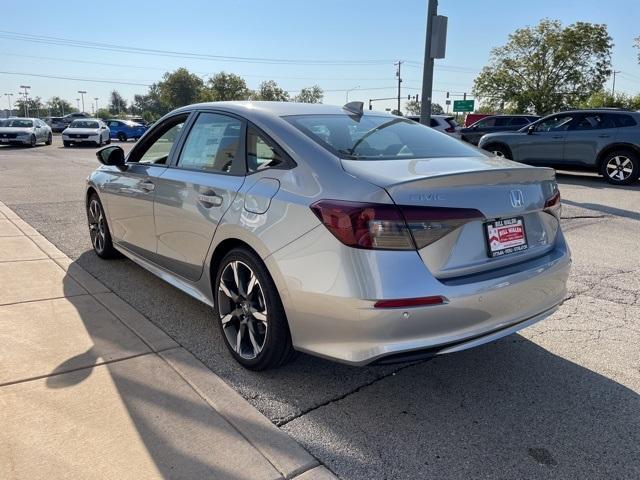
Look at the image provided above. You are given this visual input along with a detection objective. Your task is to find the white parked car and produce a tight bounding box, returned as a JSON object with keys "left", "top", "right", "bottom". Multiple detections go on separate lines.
{"left": 62, "top": 119, "right": 110, "bottom": 147}
{"left": 407, "top": 115, "right": 461, "bottom": 138}
{"left": 0, "top": 118, "right": 52, "bottom": 147}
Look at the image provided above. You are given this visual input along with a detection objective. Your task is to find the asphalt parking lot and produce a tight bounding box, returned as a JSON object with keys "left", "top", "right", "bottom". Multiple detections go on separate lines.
{"left": 1, "top": 137, "right": 638, "bottom": 479}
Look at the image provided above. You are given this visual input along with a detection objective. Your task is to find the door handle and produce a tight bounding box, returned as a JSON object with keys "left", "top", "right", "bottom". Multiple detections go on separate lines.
{"left": 198, "top": 193, "right": 223, "bottom": 207}
{"left": 139, "top": 181, "right": 155, "bottom": 192}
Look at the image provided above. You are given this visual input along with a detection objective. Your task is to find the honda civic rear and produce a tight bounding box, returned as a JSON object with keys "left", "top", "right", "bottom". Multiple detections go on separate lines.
{"left": 273, "top": 110, "right": 571, "bottom": 365}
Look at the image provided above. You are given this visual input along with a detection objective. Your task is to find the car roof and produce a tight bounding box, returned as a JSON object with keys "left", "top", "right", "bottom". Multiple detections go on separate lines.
{"left": 172, "top": 101, "right": 398, "bottom": 119}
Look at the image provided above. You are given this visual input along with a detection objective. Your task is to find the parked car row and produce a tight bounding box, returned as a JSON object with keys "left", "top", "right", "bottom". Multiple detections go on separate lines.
{"left": 0, "top": 116, "right": 149, "bottom": 148}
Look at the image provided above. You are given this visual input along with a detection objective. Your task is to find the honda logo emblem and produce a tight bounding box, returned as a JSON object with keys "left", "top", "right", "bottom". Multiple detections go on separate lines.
{"left": 509, "top": 189, "right": 524, "bottom": 208}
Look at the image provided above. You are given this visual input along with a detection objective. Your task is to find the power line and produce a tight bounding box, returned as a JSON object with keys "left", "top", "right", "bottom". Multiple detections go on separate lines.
{"left": 0, "top": 70, "right": 151, "bottom": 87}
{"left": 0, "top": 30, "right": 396, "bottom": 66}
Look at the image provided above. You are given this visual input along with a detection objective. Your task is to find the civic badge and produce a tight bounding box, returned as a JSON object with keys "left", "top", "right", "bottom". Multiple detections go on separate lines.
{"left": 509, "top": 189, "right": 524, "bottom": 208}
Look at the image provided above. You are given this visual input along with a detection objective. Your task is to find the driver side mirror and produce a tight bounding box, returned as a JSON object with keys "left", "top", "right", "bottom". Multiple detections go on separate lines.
{"left": 96, "top": 145, "right": 126, "bottom": 169}
{"left": 527, "top": 125, "right": 535, "bottom": 135}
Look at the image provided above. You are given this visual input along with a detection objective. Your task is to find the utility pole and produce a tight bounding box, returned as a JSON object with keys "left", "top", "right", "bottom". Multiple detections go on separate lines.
{"left": 4, "top": 93, "right": 13, "bottom": 117}
{"left": 395, "top": 61, "right": 403, "bottom": 114}
{"left": 419, "top": 0, "right": 438, "bottom": 125}
{"left": 611, "top": 70, "right": 621, "bottom": 97}
{"left": 345, "top": 86, "right": 360, "bottom": 103}
{"left": 78, "top": 90, "right": 86, "bottom": 113}
{"left": 94, "top": 97, "right": 99, "bottom": 114}
{"left": 20, "top": 85, "right": 30, "bottom": 117}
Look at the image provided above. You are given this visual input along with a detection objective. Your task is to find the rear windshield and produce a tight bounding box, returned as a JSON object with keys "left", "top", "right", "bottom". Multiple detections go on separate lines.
{"left": 5, "top": 119, "right": 33, "bottom": 128}
{"left": 70, "top": 120, "right": 99, "bottom": 129}
{"left": 285, "top": 114, "right": 478, "bottom": 160}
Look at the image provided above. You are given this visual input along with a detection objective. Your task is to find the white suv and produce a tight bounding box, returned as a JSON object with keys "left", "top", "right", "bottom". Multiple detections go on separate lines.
{"left": 407, "top": 115, "right": 461, "bottom": 138}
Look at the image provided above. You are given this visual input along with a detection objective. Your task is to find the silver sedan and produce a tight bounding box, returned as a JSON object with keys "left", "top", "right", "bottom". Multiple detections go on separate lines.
{"left": 0, "top": 117, "right": 52, "bottom": 146}
{"left": 85, "top": 101, "right": 571, "bottom": 370}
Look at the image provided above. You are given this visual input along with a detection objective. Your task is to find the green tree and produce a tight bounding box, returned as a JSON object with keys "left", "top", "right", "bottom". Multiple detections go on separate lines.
{"left": 95, "top": 108, "right": 112, "bottom": 120}
{"left": 14, "top": 96, "right": 44, "bottom": 117}
{"left": 206, "top": 72, "right": 250, "bottom": 101}
{"left": 473, "top": 19, "right": 613, "bottom": 114}
{"left": 294, "top": 85, "right": 323, "bottom": 103}
{"left": 46, "top": 97, "right": 74, "bottom": 116}
{"left": 157, "top": 68, "right": 206, "bottom": 109}
{"left": 579, "top": 91, "right": 640, "bottom": 110}
{"left": 253, "top": 80, "right": 290, "bottom": 101}
{"left": 132, "top": 83, "right": 164, "bottom": 119}
{"left": 405, "top": 100, "right": 443, "bottom": 115}
{"left": 109, "top": 90, "right": 128, "bottom": 115}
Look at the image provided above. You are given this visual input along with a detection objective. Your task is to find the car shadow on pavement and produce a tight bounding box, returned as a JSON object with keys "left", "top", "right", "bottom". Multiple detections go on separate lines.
{"left": 54, "top": 250, "right": 640, "bottom": 479}
{"left": 556, "top": 171, "right": 640, "bottom": 191}
{"left": 562, "top": 198, "right": 640, "bottom": 222}
{"left": 44, "top": 267, "right": 285, "bottom": 480}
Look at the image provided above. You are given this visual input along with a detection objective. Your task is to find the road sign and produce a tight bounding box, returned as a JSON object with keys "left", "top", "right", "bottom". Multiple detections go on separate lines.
{"left": 453, "top": 99, "right": 474, "bottom": 112}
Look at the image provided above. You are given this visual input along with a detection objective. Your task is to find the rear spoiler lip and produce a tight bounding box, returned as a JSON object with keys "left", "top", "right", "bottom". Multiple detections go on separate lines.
{"left": 385, "top": 166, "right": 556, "bottom": 190}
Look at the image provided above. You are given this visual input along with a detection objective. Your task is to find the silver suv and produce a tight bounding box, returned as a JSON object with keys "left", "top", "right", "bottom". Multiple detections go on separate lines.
{"left": 478, "top": 109, "right": 640, "bottom": 185}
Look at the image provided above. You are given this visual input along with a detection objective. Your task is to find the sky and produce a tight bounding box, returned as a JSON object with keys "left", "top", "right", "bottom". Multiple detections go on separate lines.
{"left": 0, "top": 0, "right": 639, "bottom": 114}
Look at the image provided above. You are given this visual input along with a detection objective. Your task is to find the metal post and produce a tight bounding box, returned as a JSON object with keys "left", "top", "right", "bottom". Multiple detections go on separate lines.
{"left": 4, "top": 93, "right": 13, "bottom": 117}
{"left": 94, "top": 97, "right": 99, "bottom": 114}
{"left": 78, "top": 90, "right": 86, "bottom": 113}
{"left": 395, "top": 61, "right": 402, "bottom": 114}
{"left": 76, "top": 98, "right": 80, "bottom": 111}
{"left": 419, "top": 0, "right": 438, "bottom": 125}
{"left": 20, "top": 85, "right": 30, "bottom": 117}
{"left": 611, "top": 70, "right": 621, "bottom": 97}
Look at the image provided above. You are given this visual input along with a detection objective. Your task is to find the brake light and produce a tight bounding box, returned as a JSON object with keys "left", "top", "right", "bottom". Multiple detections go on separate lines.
{"left": 374, "top": 296, "right": 445, "bottom": 308}
{"left": 445, "top": 126, "right": 456, "bottom": 133}
{"left": 310, "top": 200, "right": 484, "bottom": 251}
{"left": 543, "top": 191, "right": 561, "bottom": 219}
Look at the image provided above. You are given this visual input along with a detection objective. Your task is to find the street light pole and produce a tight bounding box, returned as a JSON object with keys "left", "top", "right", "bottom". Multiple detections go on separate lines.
{"left": 94, "top": 97, "right": 99, "bottom": 114}
{"left": 419, "top": 0, "right": 438, "bottom": 125}
{"left": 611, "top": 70, "right": 621, "bottom": 97}
{"left": 20, "top": 85, "right": 31, "bottom": 117}
{"left": 76, "top": 98, "right": 80, "bottom": 111}
{"left": 345, "top": 85, "right": 360, "bottom": 103}
{"left": 78, "top": 90, "right": 86, "bottom": 113}
{"left": 4, "top": 93, "right": 13, "bottom": 117}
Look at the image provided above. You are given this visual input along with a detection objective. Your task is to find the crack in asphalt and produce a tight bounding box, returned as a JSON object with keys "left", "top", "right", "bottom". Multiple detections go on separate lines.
{"left": 276, "top": 360, "right": 427, "bottom": 427}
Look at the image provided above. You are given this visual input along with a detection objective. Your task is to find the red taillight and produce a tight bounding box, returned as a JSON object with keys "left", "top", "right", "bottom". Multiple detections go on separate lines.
{"left": 310, "top": 200, "right": 483, "bottom": 251}
{"left": 374, "top": 296, "right": 446, "bottom": 308}
{"left": 445, "top": 126, "right": 456, "bottom": 133}
{"left": 543, "top": 191, "right": 561, "bottom": 218}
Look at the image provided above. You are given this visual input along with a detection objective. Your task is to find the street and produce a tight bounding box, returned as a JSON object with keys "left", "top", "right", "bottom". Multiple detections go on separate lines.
{"left": 1, "top": 138, "right": 639, "bottom": 479}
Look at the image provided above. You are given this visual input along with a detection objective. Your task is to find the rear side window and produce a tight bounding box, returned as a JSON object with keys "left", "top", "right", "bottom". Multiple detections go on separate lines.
{"left": 285, "top": 114, "right": 479, "bottom": 160}
{"left": 571, "top": 114, "right": 616, "bottom": 130}
{"left": 509, "top": 117, "right": 529, "bottom": 126}
{"left": 475, "top": 117, "right": 495, "bottom": 127}
{"left": 494, "top": 117, "right": 510, "bottom": 127}
{"left": 177, "top": 113, "right": 243, "bottom": 174}
{"left": 614, "top": 115, "right": 637, "bottom": 128}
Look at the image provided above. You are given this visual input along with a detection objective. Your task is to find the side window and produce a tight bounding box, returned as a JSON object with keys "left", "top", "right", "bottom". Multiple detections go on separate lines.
{"left": 614, "top": 115, "right": 637, "bottom": 128}
{"left": 429, "top": 119, "right": 438, "bottom": 127}
{"left": 536, "top": 115, "right": 573, "bottom": 132}
{"left": 247, "top": 127, "right": 287, "bottom": 173}
{"left": 132, "top": 115, "right": 188, "bottom": 165}
{"left": 572, "top": 114, "right": 616, "bottom": 131}
{"left": 509, "top": 117, "right": 529, "bottom": 126}
{"left": 494, "top": 117, "right": 510, "bottom": 127}
{"left": 177, "top": 113, "right": 242, "bottom": 173}
{"left": 475, "top": 117, "right": 496, "bottom": 128}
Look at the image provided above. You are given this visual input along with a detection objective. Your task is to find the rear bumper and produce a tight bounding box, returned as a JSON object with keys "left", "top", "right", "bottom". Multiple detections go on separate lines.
{"left": 268, "top": 226, "right": 571, "bottom": 365}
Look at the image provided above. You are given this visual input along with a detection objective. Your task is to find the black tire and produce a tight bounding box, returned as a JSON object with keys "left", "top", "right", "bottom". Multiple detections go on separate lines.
{"left": 106, "top": 137, "right": 111, "bottom": 144}
{"left": 117, "top": 132, "right": 127, "bottom": 142}
{"left": 63, "top": 141, "right": 72, "bottom": 148}
{"left": 97, "top": 136, "right": 103, "bottom": 147}
{"left": 29, "top": 134, "right": 36, "bottom": 147}
{"left": 600, "top": 149, "right": 639, "bottom": 185}
{"left": 86, "top": 193, "right": 120, "bottom": 259}
{"left": 45, "top": 133, "right": 52, "bottom": 145}
{"left": 484, "top": 143, "right": 511, "bottom": 159}
{"left": 214, "top": 247, "right": 296, "bottom": 370}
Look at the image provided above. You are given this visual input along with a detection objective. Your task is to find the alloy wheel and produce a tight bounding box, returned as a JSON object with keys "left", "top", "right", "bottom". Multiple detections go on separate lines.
{"left": 605, "top": 155, "right": 633, "bottom": 182}
{"left": 492, "top": 149, "right": 505, "bottom": 158}
{"left": 217, "top": 260, "right": 268, "bottom": 360}
{"left": 88, "top": 199, "right": 106, "bottom": 253}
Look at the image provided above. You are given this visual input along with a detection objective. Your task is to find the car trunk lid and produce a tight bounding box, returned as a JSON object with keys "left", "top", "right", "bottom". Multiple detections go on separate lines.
{"left": 342, "top": 156, "right": 560, "bottom": 279}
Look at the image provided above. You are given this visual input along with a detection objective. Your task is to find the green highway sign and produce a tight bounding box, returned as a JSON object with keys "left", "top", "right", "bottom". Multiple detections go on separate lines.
{"left": 453, "top": 99, "right": 474, "bottom": 112}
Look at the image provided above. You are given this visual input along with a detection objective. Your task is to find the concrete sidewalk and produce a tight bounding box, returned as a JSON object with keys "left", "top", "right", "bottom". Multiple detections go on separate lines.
{"left": 0, "top": 201, "right": 334, "bottom": 480}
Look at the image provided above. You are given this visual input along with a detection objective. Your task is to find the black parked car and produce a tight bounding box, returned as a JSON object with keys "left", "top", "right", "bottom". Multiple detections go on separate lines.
{"left": 460, "top": 115, "right": 539, "bottom": 145}
{"left": 46, "top": 112, "right": 89, "bottom": 133}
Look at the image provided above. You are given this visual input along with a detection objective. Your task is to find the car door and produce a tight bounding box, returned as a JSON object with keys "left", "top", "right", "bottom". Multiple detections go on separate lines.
{"left": 100, "top": 113, "right": 190, "bottom": 260}
{"left": 562, "top": 113, "right": 617, "bottom": 167}
{"left": 516, "top": 113, "right": 575, "bottom": 165}
{"left": 152, "top": 111, "right": 246, "bottom": 280}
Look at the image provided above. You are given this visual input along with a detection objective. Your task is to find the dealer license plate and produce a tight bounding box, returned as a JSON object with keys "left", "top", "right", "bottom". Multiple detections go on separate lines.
{"left": 485, "top": 217, "right": 528, "bottom": 258}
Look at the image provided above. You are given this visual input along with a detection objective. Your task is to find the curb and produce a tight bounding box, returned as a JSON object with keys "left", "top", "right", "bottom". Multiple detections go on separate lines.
{"left": 0, "top": 200, "right": 334, "bottom": 480}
